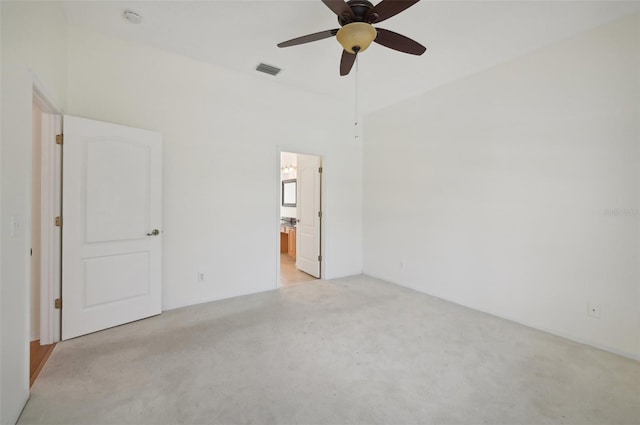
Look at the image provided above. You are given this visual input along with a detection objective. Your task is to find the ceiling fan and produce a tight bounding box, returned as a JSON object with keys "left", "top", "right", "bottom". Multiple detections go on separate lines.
{"left": 277, "top": 0, "right": 426, "bottom": 76}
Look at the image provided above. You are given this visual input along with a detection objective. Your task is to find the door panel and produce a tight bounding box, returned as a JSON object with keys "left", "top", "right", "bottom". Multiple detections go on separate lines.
{"left": 85, "top": 139, "right": 150, "bottom": 242}
{"left": 62, "top": 115, "right": 162, "bottom": 340}
{"left": 84, "top": 252, "right": 149, "bottom": 307}
{"left": 296, "top": 154, "right": 321, "bottom": 278}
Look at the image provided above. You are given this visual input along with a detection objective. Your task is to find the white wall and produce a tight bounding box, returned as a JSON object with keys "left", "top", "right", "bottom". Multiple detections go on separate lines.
{"left": 31, "top": 101, "right": 42, "bottom": 341}
{"left": 0, "top": 1, "right": 67, "bottom": 107}
{"left": 1, "top": 3, "right": 3, "bottom": 419}
{"left": 66, "top": 26, "right": 363, "bottom": 310}
{"left": 1, "top": 70, "right": 33, "bottom": 425}
{"left": 363, "top": 14, "right": 640, "bottom": 358}
{"left": 1, "top": 2, "right": 68, "bottom": 423}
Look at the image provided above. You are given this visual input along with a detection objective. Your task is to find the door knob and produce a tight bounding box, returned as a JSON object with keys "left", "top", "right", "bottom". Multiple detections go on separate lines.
{"left": 147, "top": 229, "right": 160, "bottom": 236}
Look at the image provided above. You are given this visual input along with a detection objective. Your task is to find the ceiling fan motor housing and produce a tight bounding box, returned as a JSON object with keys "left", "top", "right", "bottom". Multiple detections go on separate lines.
{"left": 338, "top": 0, "right": 375, "bottom": 25}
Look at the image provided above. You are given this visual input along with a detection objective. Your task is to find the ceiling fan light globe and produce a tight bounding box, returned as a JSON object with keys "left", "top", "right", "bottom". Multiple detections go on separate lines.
{"left": 336, "top": 22, "right": 377, "bottom": 54}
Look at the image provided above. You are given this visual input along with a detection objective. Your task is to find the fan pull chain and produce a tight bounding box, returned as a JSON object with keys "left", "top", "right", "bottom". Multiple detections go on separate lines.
{"left": 354, "top": 54, "right": 359, "bottom": 140}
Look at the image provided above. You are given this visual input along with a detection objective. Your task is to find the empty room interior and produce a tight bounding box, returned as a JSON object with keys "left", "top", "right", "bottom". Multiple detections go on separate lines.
{"left": 1, "top": 1, "right": 639, "bottom": 424}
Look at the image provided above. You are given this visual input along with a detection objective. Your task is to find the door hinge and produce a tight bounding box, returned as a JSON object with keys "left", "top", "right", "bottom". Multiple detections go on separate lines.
{"left": 55, "top": 216, "right": 62, "bottom": 227}
{"left": 318, "top": 211, "right": 322, "bottom": 218}
{"left": 318, "top": 167, "right": 323, "bottom": 173}
{"left": 54, "top": 298, "right": 62, "bottom": 309}
{"left": 56, "top": 134, "right": 63, "bottom": 145}
{"left": 318, "top": 255, "right": 322, "bottom": 261}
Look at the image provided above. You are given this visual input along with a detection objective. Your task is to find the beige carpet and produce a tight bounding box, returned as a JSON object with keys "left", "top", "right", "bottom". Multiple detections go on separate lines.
{"left": 19, "top": 275, "right": 640, "bottom": 424}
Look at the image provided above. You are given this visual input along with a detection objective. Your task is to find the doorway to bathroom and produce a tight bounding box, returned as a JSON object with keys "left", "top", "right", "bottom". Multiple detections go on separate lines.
{"left": 279, "top": 151, "right": 322, "bottom": 287}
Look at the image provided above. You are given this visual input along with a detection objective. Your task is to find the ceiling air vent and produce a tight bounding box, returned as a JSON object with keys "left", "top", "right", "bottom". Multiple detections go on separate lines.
{"left": 256, "top": 63, "right": 281, "bottom": 76}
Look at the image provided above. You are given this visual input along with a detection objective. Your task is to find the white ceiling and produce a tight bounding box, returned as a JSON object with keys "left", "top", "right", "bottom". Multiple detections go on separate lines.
{"left": 62, "top": 0, "right": 639, "bottom": 114}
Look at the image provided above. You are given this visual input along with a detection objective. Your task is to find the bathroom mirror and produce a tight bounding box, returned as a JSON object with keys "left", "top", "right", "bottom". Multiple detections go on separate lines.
{"left": 282, "top": 179, "right": 296, "bottom": 207}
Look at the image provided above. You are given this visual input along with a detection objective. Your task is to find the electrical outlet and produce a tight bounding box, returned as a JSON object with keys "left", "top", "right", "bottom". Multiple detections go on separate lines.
{"left": 197, "top": 271, "right": 205, "bottom": 282}
{"left": 587, "top": 303, "right": 601, "bottom": 318}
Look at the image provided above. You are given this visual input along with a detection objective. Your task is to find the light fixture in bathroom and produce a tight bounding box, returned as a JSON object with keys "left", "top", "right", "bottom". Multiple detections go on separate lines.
{"left": 281, "top": 165, "right": 297, "bottom": 173}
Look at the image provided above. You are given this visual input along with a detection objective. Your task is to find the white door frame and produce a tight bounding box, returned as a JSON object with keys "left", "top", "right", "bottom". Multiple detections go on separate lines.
{"left": 276, "top": 148, "right": 324, "bottom": 286}
{"left": 33, "top": 77, "right": 63, "bottom": 344}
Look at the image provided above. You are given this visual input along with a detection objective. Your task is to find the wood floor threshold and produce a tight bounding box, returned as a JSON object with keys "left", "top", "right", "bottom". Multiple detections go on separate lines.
{"left": 30, "top": 340, "right": 56, "bottom": 387}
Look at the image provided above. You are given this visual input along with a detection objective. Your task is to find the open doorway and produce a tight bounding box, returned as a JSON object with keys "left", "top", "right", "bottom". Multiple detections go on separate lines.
{"left": 30, "top": 86, "right": 62, "bottom": 386}
{"left": 279, "top": 151, "right": 322, "bottom": 287}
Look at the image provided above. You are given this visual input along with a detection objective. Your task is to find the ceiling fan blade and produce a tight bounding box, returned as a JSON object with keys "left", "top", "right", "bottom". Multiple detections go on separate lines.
{"left": 322, "top": 0, "right": 355, "bottom": 20}
{"left": 367, "top": 0, "right": 420, "bottom": 23}
{"left": 277, "top": 29, "right": 339, "bottom": 48}
{"left": 374, "top": 28, "right": 426, "bottom": 55}
{"left": 340, "top": 50, "right": 357, "bottom": 76}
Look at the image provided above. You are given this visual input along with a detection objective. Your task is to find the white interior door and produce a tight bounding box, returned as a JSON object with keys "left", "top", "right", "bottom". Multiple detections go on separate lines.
{"left": 296, "top": 154, "right": 321, "bottom": 278}
{"left": 62, "top": 115, "right": 162, "bottom": 340}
